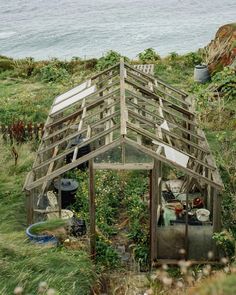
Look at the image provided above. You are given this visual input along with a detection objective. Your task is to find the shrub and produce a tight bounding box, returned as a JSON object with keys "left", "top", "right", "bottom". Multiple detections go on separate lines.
{"left": 0, "top": 57, "right": 14, "bottom": 72}
{"left": 40, "top": 63, "right": 69, "bottom": 83}
{"left": 96, "top": 50, "right": 126, "bottom": 71}
{"left": 211, "top": 67, "right": 236, "bottom": 102}
{"left": 184, "top": 51, "right": 203, "bottom": 66}
{"left": 138, "top": 48, "right": 161, "bottom": 63}
{"left": 212, "top": 230, "right": 235, "bottom": 258}
{"left": 13, "top": 57, "right": 36, "bottom": 77}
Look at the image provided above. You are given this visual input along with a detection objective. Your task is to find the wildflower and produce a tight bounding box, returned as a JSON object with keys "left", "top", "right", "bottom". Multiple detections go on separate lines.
{"left": 47, "top": 288, "right": 57, "bottom": 295}
{"left": 162, "top": 276, "right": 172, "bottom": 286}
{"left": 221, "top": 257, "right": 228, "bottom": 264}
{"left": 207, "top": 251, "right": 214, "bottom": 259}
{"left": 224, "top": 266, "right": 230, "bottom": 273}
{"left": 38, "top": 281, "right": 48, "bottom": 293}
{"left": 176, "top": 281, "right": 184, "bottom": 289}
{"left": 179, "top": 248, "right": 186, "bottom": 255}
{"left": 203, "top": 265, "right": 211, "bottom": 276}
{"left": 14, "top": 286, "right": 23, "bottom": 295}
{"left": 144, "top": 288, "right": 153, "bottom": 295}
{"left": 162, "top": 264, "right": 168, "bottom": 270}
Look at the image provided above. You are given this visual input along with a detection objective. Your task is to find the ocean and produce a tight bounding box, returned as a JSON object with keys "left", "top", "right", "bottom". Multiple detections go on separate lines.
{"left": 0, "top": 0, "right": 235, "bottom": 60}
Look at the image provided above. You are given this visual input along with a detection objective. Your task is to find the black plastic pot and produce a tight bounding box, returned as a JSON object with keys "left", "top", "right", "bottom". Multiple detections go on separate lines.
{"left": 54, "top": 178, "right": 79, "bottom": 209}
{"left": 71, "top": 217, "right": 86, "bottom": 237}
{"left": 66, "top": 135, "right": 91, "bottom": 170}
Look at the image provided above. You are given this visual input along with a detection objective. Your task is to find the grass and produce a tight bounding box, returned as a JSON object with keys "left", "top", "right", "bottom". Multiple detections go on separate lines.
{"left": 0, "top": 142, "right": 95, "bottom": 295}
{"left": 0, "top": 52, "right": 235, "bottom": 294}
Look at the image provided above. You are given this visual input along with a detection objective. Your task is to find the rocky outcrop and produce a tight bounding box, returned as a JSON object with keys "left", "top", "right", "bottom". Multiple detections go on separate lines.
{"left": 203, "top": 23, "right": 236, "bottom": 73}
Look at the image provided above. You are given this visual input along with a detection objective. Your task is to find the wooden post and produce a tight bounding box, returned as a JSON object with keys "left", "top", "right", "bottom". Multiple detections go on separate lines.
{"left": 89, "top": 159, "right": 96, "bottom": 259}
{"left": 185, "top": 180, "right": 189, "bottom": 260}
{"left": 150, "top": 160, "right": 161, "bottom": 266}
{"left": 26, "top": 191, "right": 34, "bottom": 225}
{"left": 58, "top": 177, "right": 62, "bottom": 218}
{"left": 212, "top": 188, "right": 221, "bottom": 259}
{"left": 120, "top": 57, "right": 127, "bottom": 135}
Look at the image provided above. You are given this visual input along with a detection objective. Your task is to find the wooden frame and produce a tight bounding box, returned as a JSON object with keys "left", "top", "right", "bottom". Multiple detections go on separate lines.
{"left": 24, "top": 59, "right": 224, "bottom": 264}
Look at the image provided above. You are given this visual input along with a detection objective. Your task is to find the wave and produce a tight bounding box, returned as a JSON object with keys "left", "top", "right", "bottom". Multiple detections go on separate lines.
{"left": 0, "top": 31, "right": 17, "bottom": 39}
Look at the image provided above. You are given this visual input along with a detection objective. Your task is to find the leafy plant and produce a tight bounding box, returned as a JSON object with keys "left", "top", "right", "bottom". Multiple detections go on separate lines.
{"left": 211, "top": 67, "right": 236, "bottom": 102}
{"left": 96, "top": 237, "right": 120, "bottom": 269}
{"left": 40, "top": 63, "right": 69, "bottom": 83}
{"left": 212, "top": 230, "right": 235, "bottom": 258}
{"left": 138, "top": 48, "right": 161, "bottom": 63}
{"left": 96, "top": 50, "right": 127, "bottom": 71}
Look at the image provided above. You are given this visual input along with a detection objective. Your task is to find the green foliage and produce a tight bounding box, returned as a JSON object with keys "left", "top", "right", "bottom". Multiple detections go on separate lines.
{"left": 123, "top": 171, "right": 149, "bottom": 268}
{"left": 0, "top": 56, "right": 14, "bottom": 72}
{"left": 96, "top": 50, "right": 126, "bottom": 71}
{"left": 193, "top": 273, "right": 236, "bottom": 295}
{"left": 211, "top": 67, "right": 236, "bottom": 102}
{"left": 138, "top": 48, "right": 161, "bottom": 63}
{"left": 213, "top": 231, "right": 235, "bottom": 258}
{"left": 13, "top": 57, "right": 36, "bottom": 77}
{"left": 39, "top": 62, "right": 70, "bottom": 83}
{"left": 184, "top": 51, "right": 203, "bottom": 66}
{"left": 96, "top": 238, "right": 120, "bottom": 269}
{"left": 0, "top": 143, "right": 95, "bottom": 295}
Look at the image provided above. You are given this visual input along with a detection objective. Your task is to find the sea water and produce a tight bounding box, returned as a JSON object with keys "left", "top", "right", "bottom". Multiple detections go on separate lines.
{"left": 0, "top": 0, "right": 235, "bottom": 59}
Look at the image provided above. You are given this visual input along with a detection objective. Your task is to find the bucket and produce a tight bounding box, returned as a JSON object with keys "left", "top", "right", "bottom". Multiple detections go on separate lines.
{"left": 26, "top": 222, "right": 58, "bottom": 245}
{"left": 194, "top": 64, "right": 210, "bottom": 83}
{"left": 54, "top": 178, "right": 79, "bottom": 209}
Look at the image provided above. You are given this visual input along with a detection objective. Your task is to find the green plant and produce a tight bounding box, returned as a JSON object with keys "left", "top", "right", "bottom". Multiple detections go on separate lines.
{"left": 96, "top": 51, "right": 126, "bottom": 71}
{"left": 184, "top": 51, "right": 203, "bottom": 66}
{"left": 96, "top": 237, "right": 120, "bottom": 269}
{"left": 138, "top": 48, "right": 161, "bottom": 63}
{"left": 212, "top": 230, "right": 235, "bottom": 258}
{"left": 211, "top": 67, "right": 236, "bottom": 102}
{"left": 40, "top": 63, "right": 69, "bottom": 83}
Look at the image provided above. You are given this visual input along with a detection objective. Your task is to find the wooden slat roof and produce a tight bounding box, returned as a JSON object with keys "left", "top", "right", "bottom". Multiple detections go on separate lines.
{"left": 24, "top": 59, "right": 223, "bottom": 193}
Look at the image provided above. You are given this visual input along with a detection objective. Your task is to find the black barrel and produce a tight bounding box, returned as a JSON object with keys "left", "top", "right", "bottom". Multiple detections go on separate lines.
{"left": 54, "top": 178, "right": 79, "bottom": 209}
{"left": 66, "top": 135, "right": 91, "bottom": 170}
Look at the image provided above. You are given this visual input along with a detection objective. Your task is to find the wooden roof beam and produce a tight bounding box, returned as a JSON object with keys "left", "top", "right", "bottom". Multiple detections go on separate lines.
{"left": 25, "top": 138, "right": 122, "bottom": 191}
{"left": 33, "top": 124, "right": 120, "bottom": 172}
{"left": 124, "top": 137, "right": 223, "bottom": 190}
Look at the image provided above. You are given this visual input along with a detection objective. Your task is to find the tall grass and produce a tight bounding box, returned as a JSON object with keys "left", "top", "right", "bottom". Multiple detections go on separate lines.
{"left": 0, "top": 141, "right": 95, "bottom": 294}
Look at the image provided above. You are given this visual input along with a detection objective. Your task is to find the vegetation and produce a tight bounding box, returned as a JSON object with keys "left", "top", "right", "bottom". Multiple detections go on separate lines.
{"left": 138, "top": 48, "right": 161, "bottom": 63}
{"left": 0, "top": 49, "right": 235, "bottom": 293}
{"left": 0, "top": 142, "right": 95, "bottom": 295}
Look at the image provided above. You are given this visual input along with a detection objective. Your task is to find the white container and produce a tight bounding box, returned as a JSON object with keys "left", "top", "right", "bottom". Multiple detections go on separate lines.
{"left": 196, "top": 209, "right": 210, "bottom": 222}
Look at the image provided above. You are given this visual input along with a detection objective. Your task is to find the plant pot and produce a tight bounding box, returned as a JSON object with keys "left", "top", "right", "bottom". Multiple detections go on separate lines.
{"left": 26, "top": 222, "right": 58, "bottom": 245}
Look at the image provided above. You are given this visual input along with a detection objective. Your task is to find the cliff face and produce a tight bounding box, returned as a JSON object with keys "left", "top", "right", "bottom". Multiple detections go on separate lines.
{"left": 205, "top": 23, "right": 236, "bottom": 73}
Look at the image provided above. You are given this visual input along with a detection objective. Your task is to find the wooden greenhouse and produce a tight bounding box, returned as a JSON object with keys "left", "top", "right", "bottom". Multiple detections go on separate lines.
{"left": 24, "top": 59, "right": 223, "bottom": 264}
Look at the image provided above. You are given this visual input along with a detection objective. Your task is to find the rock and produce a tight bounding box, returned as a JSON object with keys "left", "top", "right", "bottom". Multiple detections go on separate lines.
{"left": 204, "top": 23, "right": 236, "bottom": 73}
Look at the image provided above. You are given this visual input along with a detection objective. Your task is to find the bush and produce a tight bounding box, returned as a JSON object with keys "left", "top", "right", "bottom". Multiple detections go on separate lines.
{"left": 211, "top": 67, "right": 236, "bottom": 102}
{"left": 212, "top": 230, "right": 235, "bottom": 258}
{"left": 40, "top": 63, "right": 69, "bottom": 83}
{"left": 96, "top": 50, "right": 126, "bottom": 71}
{"left": 138, "top": 48, "right": 161, "bottom": 63}
{"left": 13, "top": 57, "right": 36, "bottom": 77}
{"left": 184, "top": 51, "right": 203, "bottom": 66}
{"left": 0, "top": 57, "right": 14, "bottom": 72}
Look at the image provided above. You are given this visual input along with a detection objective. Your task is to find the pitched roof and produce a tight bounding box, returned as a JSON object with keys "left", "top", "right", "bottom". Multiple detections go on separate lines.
{"left": 24, "top": 59, "right": 223, "bottom": 194}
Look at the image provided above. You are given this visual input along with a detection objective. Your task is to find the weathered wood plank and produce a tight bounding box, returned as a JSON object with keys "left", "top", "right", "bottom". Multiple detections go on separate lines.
{"left": 25, "top": 139, "right": 122, "bottom": 190}
{"left": 89, "top": 159, "right": 96, "bottom": 259}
